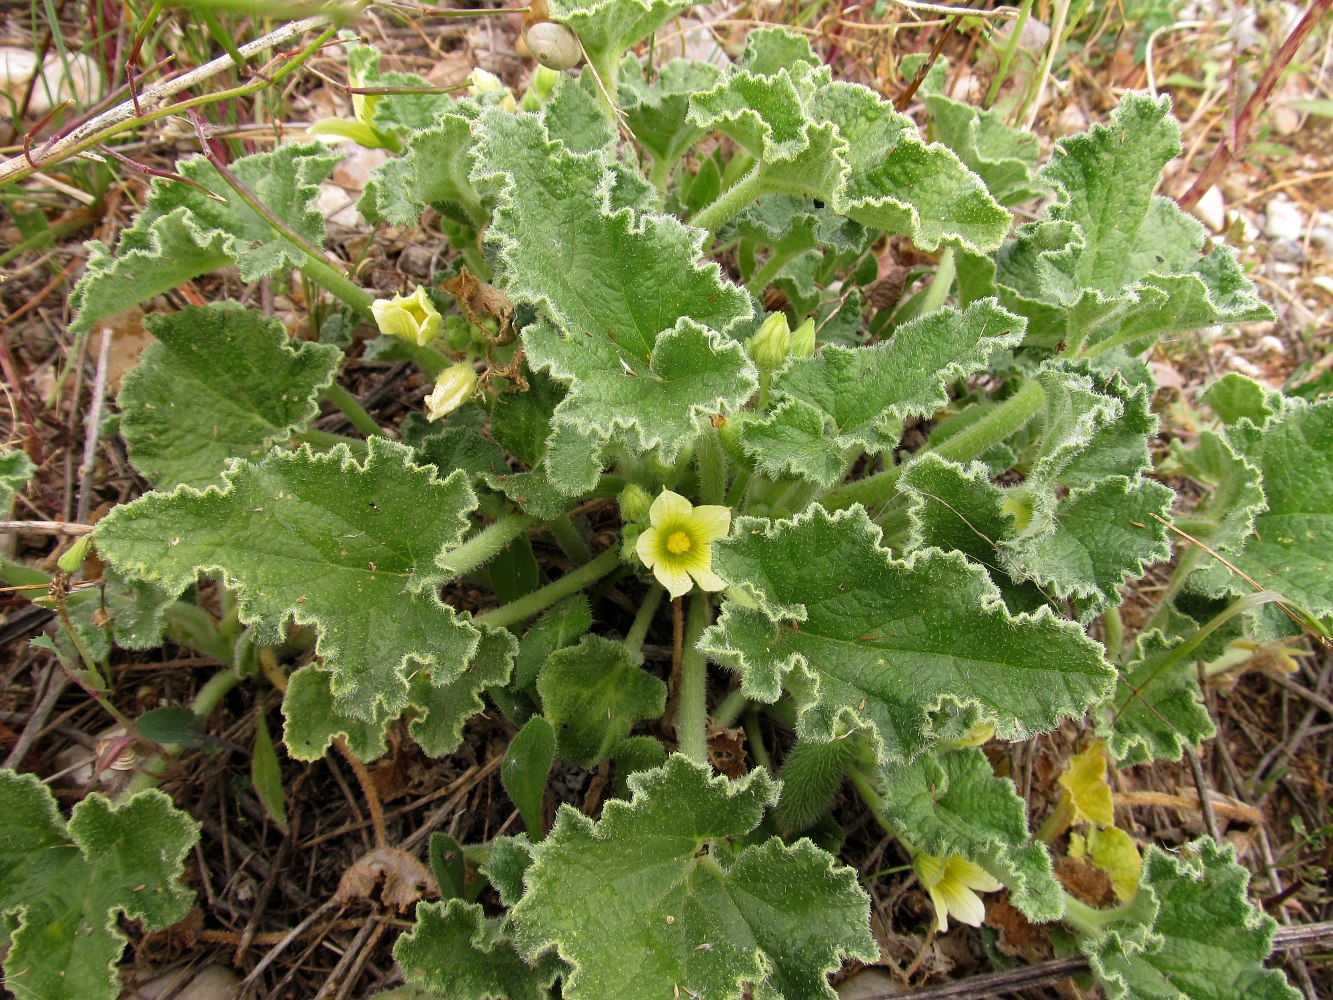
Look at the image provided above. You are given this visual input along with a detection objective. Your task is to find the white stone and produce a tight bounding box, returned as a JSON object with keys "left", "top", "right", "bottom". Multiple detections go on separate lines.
{"left": 136, "top": 965, "right": 241, "bottom": 1000}
{"left": 1263, "top": 197, "right": 1304, "bottom": 242}
{"left": 1312, "top": 275, "right": 1333, "bottom": 297}
{"left": 1195, "top": 185, "right": 1226, "bottom": 233}
{"left": 1256, "top": 335, "right": 1286, "bottom": 355}
{"left": 1225, "top": 353, "right": 1263, "bottom": 378}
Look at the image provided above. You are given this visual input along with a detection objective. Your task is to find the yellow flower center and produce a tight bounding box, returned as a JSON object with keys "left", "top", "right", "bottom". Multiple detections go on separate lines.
{"left": 666, "top": 530, "right": 692, "bottom": 555}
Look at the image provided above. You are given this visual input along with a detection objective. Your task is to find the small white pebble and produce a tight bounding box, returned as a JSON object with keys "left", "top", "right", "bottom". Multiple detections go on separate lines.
{"left": 1263, "top": 197, "right": 1304, "bottom": 242}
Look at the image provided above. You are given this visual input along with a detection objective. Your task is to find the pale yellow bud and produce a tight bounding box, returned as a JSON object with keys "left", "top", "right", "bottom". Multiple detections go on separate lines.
{"left": 425, "top": 364, "right": 478, "bottom": 421}
{"left": 371, "top": 286, "right": 443, "bottom": 347}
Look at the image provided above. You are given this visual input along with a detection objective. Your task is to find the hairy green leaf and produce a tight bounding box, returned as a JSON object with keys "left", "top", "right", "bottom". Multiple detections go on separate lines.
{"left": 702, "top": 504, "right": 1113, "bottom": 762}
{"left": 0, "top": 451, "right": 34, "bottom": 510}
{"left": 512, "top": 754, "right": 877, "bottom": 1000}
{"left": 94, "top": 439, "right": 482, "bottom": 724}
{"left": 503, "top": 716, "right": 556, "bottom": 835}
{"left": 986, "top": 93, "right": 1270, "bottom": 353}
{"left": 1098, "top": 630, "right": 1215, "bottom": 766}
{"left": 118, "top": 303, "right": 340, "bottom": 488}
{"left": 70, "top": 143, "right": 340, "bottom": 332}
{"left": 874, "top": 748, "right": 1062, "bottom": 921}
{"left": 537, "top": 635, "right": 666, "bottom": 767}
{"left": 744, "top": 300, "right": 1024, "bottom": 487}
{"left": 0, "top": 770, "right": 196, "bottom": 1000}
{"left": 397, "top": 898, "right": 562, "bottom": 1000}
{"left": 473, "top": 109, "right": 755, "bottom": 491}
{"left": 687, "top": 32, "right": 1011, "bottom": 253}
{"left": 1084, "top": 838, "right": 1297, "bottom": 1000}
{"left": 1189, "top": 398, "right": 1333, "bottom": 626}
{"left": 361, "top": 108, "right": 484, "bottom": 227}
{"left": 550, "top": 0, "right": 688, "bottom": 78}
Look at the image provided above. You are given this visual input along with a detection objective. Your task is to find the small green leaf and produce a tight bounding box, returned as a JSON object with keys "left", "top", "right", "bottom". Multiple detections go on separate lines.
{"left": 1103, "top": 626, "right": 1221, "bottom": 768}
{"left": 481, "top": 835, "right": 533, "bottom": 907}
{"left": 875, "top": 748, "right": 1062, "bottom": 921}
{"left": 70, "top": 143, "right": 341, "bottom": 332}
{"left": 117, "top": 303, "right": 341, "bottom": 488}
{"left": 990, "top": 93, "right": 1271, "bottom": 353}
{"left": 703, "top": 504, "right": 1113, "bottom": 763}
{"left": 745, "top": 300, "right": 1024, "bottom": 487}
{"left": 0, "top": 770, "right": 197, "bottom": 1000}
{"left": 361, "top": 107, "right": 485, "bottom": 227}
{"left": 920, "top": 64, "right": 1046, "bottom": 206}
{"left": 515, "top": 596, "right": 593, "bottom": 690}
{"left": 94, "top": 438, "right": 482, "bottom": 724}
{"left": 473, "top": 109, "right": 755, "bottom": 490}
{"left": 512, "top": 754, "right": 877, "bottom": 1000}
{"left": 1084, "top": 838, "right": 1297, "bottom": 1000}
{"left": 429, "top": 832, "right": 467, "bottom": 901}
{"left": 1201, "top": 373, "right": 1280, "bottom": 427}
{"left": 396, "top": 898, "right": 563, "bottom": 1000}
{"left": 549, "top": 0, "right": 688, "bottom": 76}
{"left": 619, "top": 57, "right": 724, "bottom": 170}
{"left": 0, "top": 450, "right": 35, "bottom": 510}
{"left": 1189, "top": 398, "right": 1333, "bottom": 628}
{"left": 503, "top": 716, "right": 556, "bottom": 835}
{"left": 537, "top": 635, "right": 666, "bottom": 768}
{"left": 490, "top": 533, "right": 541, "bottom": 605}
{"left": 252, "top": 707, "right": 289, "bottom": 830}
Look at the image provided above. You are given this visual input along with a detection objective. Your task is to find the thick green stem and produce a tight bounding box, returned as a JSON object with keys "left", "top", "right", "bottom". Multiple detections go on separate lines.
{"left": 294, "top": 428, "right": 368, "bottom": 454}
{"left": 162, "top": 603, "right": 234, "bottom": 664}
{"left": 823, "top": 380, "right": 1044, "bottom": 512}
{"left": 476, "top": 548, "right": 619, "bottom": 630}
{"left": 918, "top": 247, "right": 956, "bottom": 316}
{"left": 848, "top": 766, "right": 901, "bottom": 840}
{"left": 696, "top": 427, "right": 728, "bottom": 506}
{"left": 1100, "top": 606, "right": 1124, "bottom": 662}
{"left": 624, "top": 584, "right": 664, "bottom": 655}
{"left": 548, "top": 514, "right": 592, "bottom": 566}
{"left": 713, "top": 687, "right": 749, "bottom": 728}
{"left": 647, "top": 154, "right": 674, "bottom": 193}
{"left": 1062, "top": 891, "right": 1154, "bottom": 937}
{"left": 443, "top": 514, "right": 538, "bottom": 580}
{"left": 677, "top": 591, "right": 712, "bottom": 766}
{"left": 745, "top": 247, "right": 799, "bottom": 295}
{"left": 743, "top": 707, "right": 771, "bottom": 770}
{"left": 322, "top": 382, "right": 383, "bottom": 438}
{"left": 692, "top": 164, "right": 767, "bottom": 233}
{"left": 390, "top": 339, "right": 451, "bottom": 381}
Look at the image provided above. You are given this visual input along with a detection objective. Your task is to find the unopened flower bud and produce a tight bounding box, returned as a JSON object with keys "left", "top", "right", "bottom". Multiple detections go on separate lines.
{"left": 618, "top": 483, "right": 652, "bottom": 523}
{"left": 468, "top": 68, "right": 517, "bottom": 112}
{"left": 425, "top": 363, "right": 477, "bottom": 421}
{"left": 371, "top": 286, "right": 443, "bottom": 346}
{"left": 748, "top": 312, "right": 790, "bottom": 370}
{"left": 789, "top": 317, "right": 816, "bottom": 358}
{"left": 531, "top": 64, "right": 561, "bottom": 101}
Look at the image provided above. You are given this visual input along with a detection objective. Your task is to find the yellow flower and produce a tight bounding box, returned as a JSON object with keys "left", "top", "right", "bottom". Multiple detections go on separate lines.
{"left": 634, "top": 490, "right": 730, "bottom": 599}
{"left": 425, "top": 363, "right": 477, "bottom": 421}
{"left": 371, "top": 286, "right": 443, "bottom": 346}
{"left": 913, "top": 851, "right": 1002, "bottom": 932}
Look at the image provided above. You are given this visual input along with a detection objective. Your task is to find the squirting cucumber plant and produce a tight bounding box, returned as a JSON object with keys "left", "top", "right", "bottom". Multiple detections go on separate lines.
{"left": 2, "top": 1, "right": 1327, "bottom": 998}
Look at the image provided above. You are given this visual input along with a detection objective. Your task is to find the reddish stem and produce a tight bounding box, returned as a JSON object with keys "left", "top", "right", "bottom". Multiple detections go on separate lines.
{"left": 1178, "top": 0, "right": 1333, "bottom": 210}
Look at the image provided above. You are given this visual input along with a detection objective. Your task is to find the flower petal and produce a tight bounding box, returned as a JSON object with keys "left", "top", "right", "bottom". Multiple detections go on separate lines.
{"left": 926, "top": 885, "right": 950, "bottom": 932}
{"left": 653, "top": 562, "right": 694, "bottom": 599}
{"left": 649, "top": 490, "right": 693, "bottom": 527}
{"left": 688, "top": 566, "right": 727, "bottom": 592}
{"left": 949, "top": 857, "right": 1003, "bottom": 893}
{"left": 636, "top": 526, "right": 661, "bottom": 569}
{"left": 935, "top": 879, "right": 985, "bottom": 928}
{"left": 688, "top": 505, "right": 731, "bottom": 543}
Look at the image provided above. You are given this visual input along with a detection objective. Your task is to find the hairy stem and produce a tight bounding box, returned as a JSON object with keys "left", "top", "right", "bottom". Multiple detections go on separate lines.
{"left": 692, "top": 164, "right": 767, "bottom": 233}
{"left": 676, "top": 591, "right": 712, "bottom": 766}
{"left": 548, "top": 514, "right": 592, "bottom": 567}
{"left": 322, "top": 383, "right": 382, "bottom": 438}
{"left": 918, "top": 247, "right": 955, "bottom": 316}
{"left": 713, "top": 686, "right": 749, "bottom": 729}
{"left": 823, "top": 380, "right": 1044, "bottom": 511}
{"left": 624, "top": 583, "right": 664, "bottom": 655}
{"left": 476, "top": 548, "right": 620, "bottom": 630}
{"left": 443, "top": 514, "right": 539, "bottom": 580}
{"left": 696, "top": 427, "right": 728, "bottom": 506}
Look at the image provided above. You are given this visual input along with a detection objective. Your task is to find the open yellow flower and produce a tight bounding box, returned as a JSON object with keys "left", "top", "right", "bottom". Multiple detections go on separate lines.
{"left": 913, "top": 851, "right": 1002, "bottom": 932}
{"left": 634, "top": 490, "right": 730, "bottom": 599}
{"left": 371, "top": 286, "right": 443, "bottom": 346}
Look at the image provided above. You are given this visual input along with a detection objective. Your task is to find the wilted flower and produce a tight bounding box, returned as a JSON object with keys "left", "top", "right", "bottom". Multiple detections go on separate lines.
{"left": 913, "top": 851, "right": 1002, "bottom": 932}
{"left": 635, "top": 490, "right": 730, "bottom": 599}
{"left": 425, "top": 363, "right": 477, "bottom": 421}
{"left": 371, "top": 286, "right": 443, "bottom": 346}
